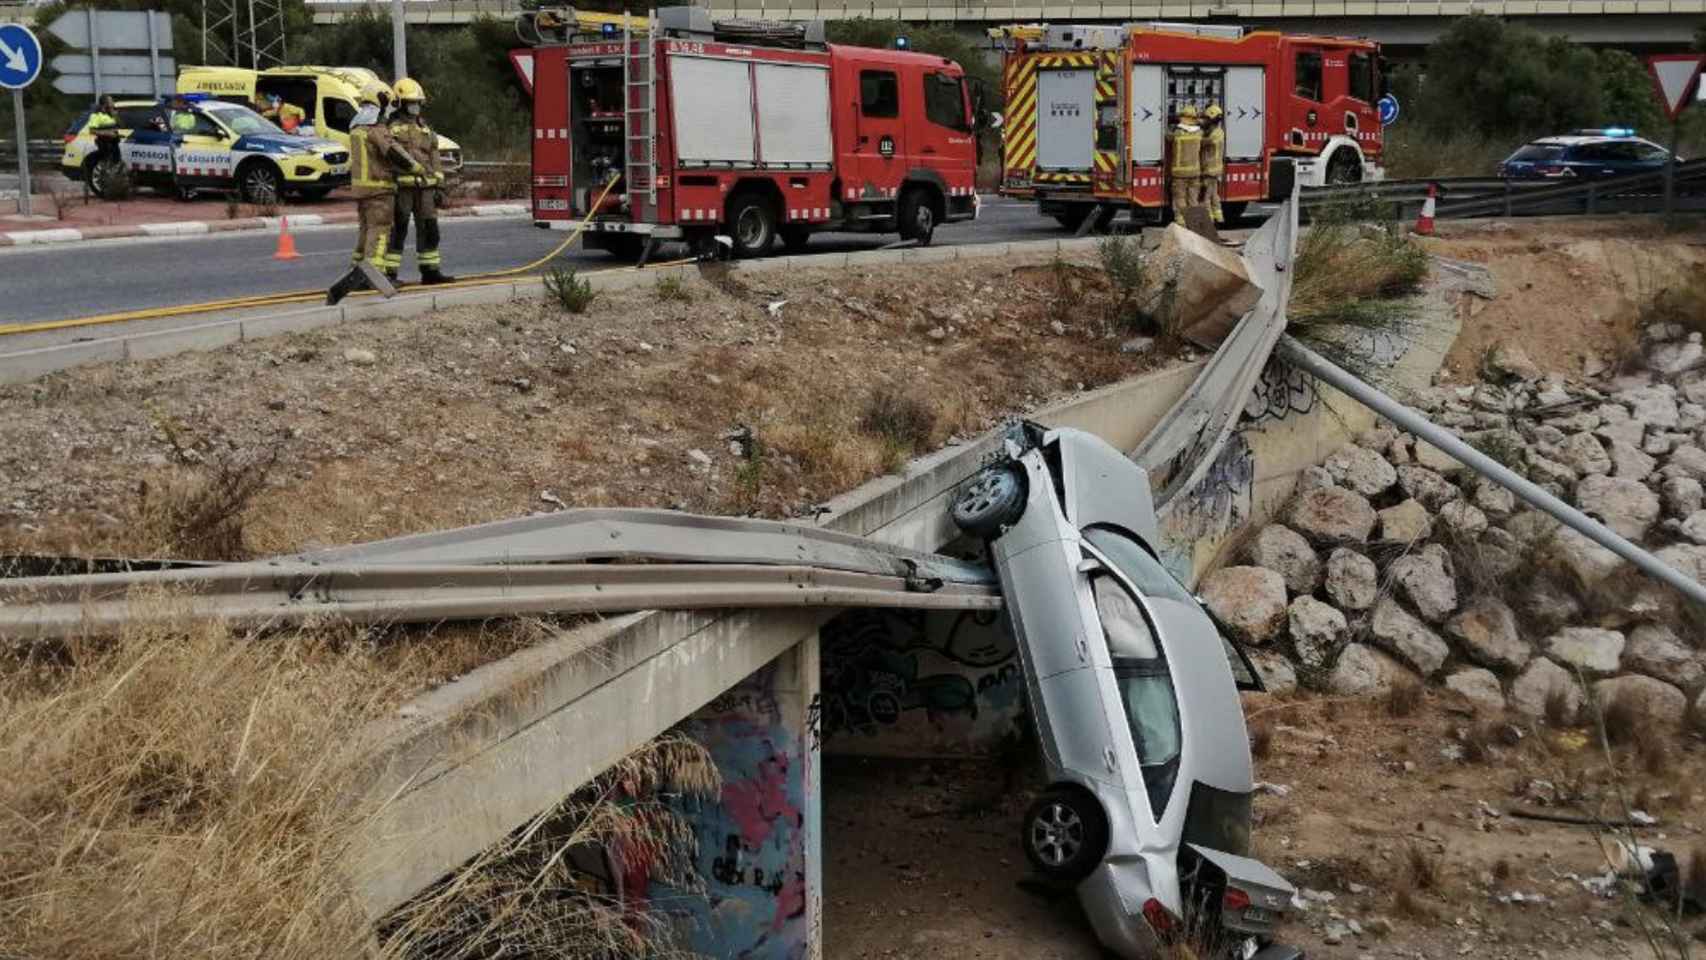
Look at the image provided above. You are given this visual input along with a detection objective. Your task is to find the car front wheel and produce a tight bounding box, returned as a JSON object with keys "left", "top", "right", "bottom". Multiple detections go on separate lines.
{"left": 951, "top": 463, "right": 1025, "bottom": 538}
{"left": 1023, "top": 789, "right": 1108, "bottom": 882}
{"left": 240, "top": 161, "right": 282, "bottom": 205}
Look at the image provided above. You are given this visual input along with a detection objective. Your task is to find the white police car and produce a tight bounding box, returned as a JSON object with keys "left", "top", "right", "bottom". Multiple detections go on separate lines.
{"left": 61, "top": 94, "right": 350, "bottom": 203}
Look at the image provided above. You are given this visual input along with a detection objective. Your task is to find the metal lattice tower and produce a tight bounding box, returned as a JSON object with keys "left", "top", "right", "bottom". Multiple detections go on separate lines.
{"left": 201, "top": 0, "right": 287, "bottom": 69}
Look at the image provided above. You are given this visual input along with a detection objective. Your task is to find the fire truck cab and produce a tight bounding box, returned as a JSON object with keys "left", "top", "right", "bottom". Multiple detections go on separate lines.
{"left": 518, "top": 7, "right": 979, "bottom": 260}
{"left": 993, "top": 22, "right": 1385, "bottom": 228}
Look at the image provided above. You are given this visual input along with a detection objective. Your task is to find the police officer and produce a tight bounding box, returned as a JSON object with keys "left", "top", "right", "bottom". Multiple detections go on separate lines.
{"left": 384, "top": 78, "right": 454, "bottom": 285}
{"left": 1199, "top": 102, "right": 1227, "bottom": 224}
{"left": 1167, "top": 104, "right": 1202, "bottom": 224}
{"left": 327, "top": 82, "right": 423, "bottom": 305}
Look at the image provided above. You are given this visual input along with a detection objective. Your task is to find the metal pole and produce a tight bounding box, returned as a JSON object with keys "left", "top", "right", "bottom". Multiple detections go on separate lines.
{"left": 11, "top": 89, "right": 29, "bottom": 217}
{"left": 391, "top": 0, "right": 407, "bottom": 82}
{"left": 1664, "top": 116, "right": 1679, "bottom": 220}
{"left": 201, "top": 0, "right": 208, "bottom": 64}
{"left": 147, "top": 12, "right": 162, "bottom": 99}
{"left": 246, "top": 0, "right": 258, "bottom": 67}
{"left": 1275, "top": 335, "right": 1706, "bottom": 609}
{"left": 86, "top": 8, "right": 101, "bottom": 100}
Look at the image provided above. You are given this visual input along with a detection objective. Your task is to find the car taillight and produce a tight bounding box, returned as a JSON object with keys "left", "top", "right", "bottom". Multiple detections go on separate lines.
{"left": 1142, "top": 898, "right": 1179, "bottom": 936}
{"left": 63, "top": 133, "right": 78, "bottom": 143}
{"left": 1223, "top": 887, "right": 1252, "bottom": 912}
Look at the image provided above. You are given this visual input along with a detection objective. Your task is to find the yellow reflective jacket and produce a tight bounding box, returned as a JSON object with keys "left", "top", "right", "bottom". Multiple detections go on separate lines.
{"left": 1200, "top": 124, "right": 1225, "bottom": 177}
{"left": 351, "top": 122, "right": 405, "bottom": 198}
{"left": 1169, "top": 123, "right": 1202, "bottom": 177}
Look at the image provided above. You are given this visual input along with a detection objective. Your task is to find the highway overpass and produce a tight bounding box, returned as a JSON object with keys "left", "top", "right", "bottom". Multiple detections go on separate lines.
{"left": 294, "top": 0, "right": 1703, "bottom": 48}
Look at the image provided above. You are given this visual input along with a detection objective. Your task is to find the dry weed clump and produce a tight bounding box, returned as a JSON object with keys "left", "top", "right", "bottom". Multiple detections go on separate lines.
{"left": 1249, "top": 718, "right": 1274, "bottom": 761}
{"left": 124, "top": 446, "right": 278, "bottom": 560}
{"left": 1404, "top": 842, "right": 1443, "bottom": 892}
{"left": 1385, "top": 677, "right": 1424, "bottom": 718}
{"left": 1290, "top": 203, "right": 1429, "bottom": 328}
{"left": 1601, "top": 689, "right": 1651, "bottom": 747}
{"left": 1544, "top": 684, "right": 1580, "bottom": 728}
{"left": 0, "top": 614, "right": 715, "bottom": 960}
{"left": 860, "top": 383, "right": 938, "bottom": 452}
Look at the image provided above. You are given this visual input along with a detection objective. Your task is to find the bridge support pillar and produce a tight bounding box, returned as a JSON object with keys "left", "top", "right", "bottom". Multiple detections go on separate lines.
{"left": 665, "top": 634, "right": 823, "bottom": 958}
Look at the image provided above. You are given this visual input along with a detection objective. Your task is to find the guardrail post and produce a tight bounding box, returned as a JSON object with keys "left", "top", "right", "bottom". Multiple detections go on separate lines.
{"left": 1503, "top": 182, "right": 1512, "bottom": 218}
{"left": 1586, "top": 183, "right": 1597, "bottom": 215}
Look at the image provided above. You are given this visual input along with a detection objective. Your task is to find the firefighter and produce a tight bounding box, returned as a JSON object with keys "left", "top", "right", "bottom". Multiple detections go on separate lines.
{"left": 384, "top": 78, "right": 454, "bottom": 285}
{"left": 273, "top": 95, "right": 307, "bottom": 134}
{"left": 1167, "top": 104, "right": 1203, "bottom": 223}
{"left": 327, "top": 82, "right": 422, "bottom": 306}
{"left": 1199, "top": 102, "right": 1227, "bottom": 224}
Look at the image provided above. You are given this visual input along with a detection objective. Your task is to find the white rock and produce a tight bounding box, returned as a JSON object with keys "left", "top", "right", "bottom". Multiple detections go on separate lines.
{"left": 1444, "top": 667, "right": 1507, "bottom": 711}
{"left": 1526, "top": 451, "right": 1579, "bottom": 489}
{"left": 1574, "top": 474, "right": 1660, "bottom": 541}
{"left": 1669, "top": 444, "right": 1706, "bottom": 481}
{"left": 1377, "top": 498, "right": 1433, "bottom": 543}
{"left": 1388, "top": 552, "right": 1458, "bottom": 623}
{"left": 1289, "top": 596, "right": 1347, "bottom": 669}
{"left": 1619, "top": 383, "right": 1680, "bottom": 430}
{"left": 1559, "top": 433, "right": 1611, "bottom": 476}
{"left": 1645, "top": 340, "right": 1705, "bottom": 375}
{"left": 1414, "top": 439, "right": 1467, "bottom": 476}
{"left": 1329, "top": 643, "right": 1414, "bottom": 696}
{"left": 1545, "top": 525, "right": 1626, "bottom": 590}
{"left": 1622, "top": 624, "right": 1705, "bottom": 690}
{"left": 1682, "top": 402, "right": 1706, "bottom": 432}
{"left": 1680, "top": 510, "right": 1706, "bottom": 545}
{"left": 1248, "top": 524, "right": 1323, "bottom": 596}
{"left": 1297, "top": 464, "right": 1335, "bottom": 493}
{"left": 1607, "top": 438, "right": 1656, "bottom": 481}
{"left": 1370, "top": 598, "right": 1451, "bottom": 676}
{"left": 1290, "top": 487, "right": 1377, "bottom": 546}
{"left": 1595, "top": 404, "right": 1647, "bottom": 447}
{"left": 1199, "top": 566, "right": 1289, "bottom": 646}
{"left": 343, "top": 347, "right": 377, "bottom": 366}
{"left": 1324, "top": 548, "right": 1378, "bottom": 611}
{"left": 1357, "top": 426, "right": 1397, "bottom": 450}
{"left": 687, "top": 448, "right": 713, "bottom": 466}
{"left": 1510, "top": 657, "right": 1585, "bottom": 720}
{"left": 1655, "top": 542, "right": 1706, "bottom": 585}
{"left": 1662, "top": 475, "right": 1705, "bottom": 519}
{"left": 1694, "top": 689, "right": 1706, "bottom": 733}
{"left": 1591, "top": 675, "right": 1689, "bottom": 727}
{"left": 1488, "top": 343, "right": 1542, "bottom": 382}
{"left": 1397, "top": 464, "right": 1459, "bottom": 511}
{"left": 1472, "top": 383, "right": 1512, "bottom": 413}
{"left": 1439, "top": 499, "right": 1489, "bottom": 538}
{"left": 1446, "top": 596, "right": 1531, "bottom": 671}
{"left": 1545, "top": 627, "right": 1626, "bottom": 677}
{"left": 1248, "top": 650, "right": 1298, "bottom": 694}
{"left": 1471, "top": 478, "right": 1517, "bottom": 519}
{"left": 1326, "top": 443, "right": 1398, "bottom": 497}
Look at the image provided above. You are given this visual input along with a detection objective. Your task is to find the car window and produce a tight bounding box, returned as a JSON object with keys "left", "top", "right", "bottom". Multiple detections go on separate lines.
{"left": 861, "top": 70, "right": 898, "bottom": 119}
{"left": 1094, "top": 574, "right": 1160, "bottom": 659}
{"left": 322, "top": 98, "right": 358, "bottom": 134}
{"left": 1570, "top": 142, "right": 1614, "bottom": 163}
{"left": 206, "top": 105, "right": 281, "bottom": 137}
{"left": 1092, "top": 575, "right": 1182, "bottom": 770}
{"left": 924, "top": 72, "right": 969, "bottom": 132}
{"left": 1348, "top": 51, "right": 1374, "bottom": 104}
{"left": 1083, "top": 526, "right": 1194, "bottom": 604}
{"left": 1509, "top": 143, "right": 1564, "bottom": 162}
{"left": 1294, "top": 51, "right": 1322, "bottom": 101}
{"left": 1635, "top": 142, "right": 1669, "bottom": 163}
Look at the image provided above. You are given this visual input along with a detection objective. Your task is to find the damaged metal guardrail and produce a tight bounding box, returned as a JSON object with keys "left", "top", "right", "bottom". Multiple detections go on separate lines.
{"left": 1302, "top": 159, "right": 1706, "bottom": 221}
{"left": 0, "top": 509, "right": 1000, "bottom": 641}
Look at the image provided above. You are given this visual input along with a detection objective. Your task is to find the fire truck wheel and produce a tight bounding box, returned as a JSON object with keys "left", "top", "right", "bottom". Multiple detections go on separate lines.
{"left": 728, "top": 193, "right": 778, "bottom": 258}
{"left": 1051, "top": 208, "right": 1089, "bottom": 231}
{"left": 779, "top": 226, "right": 811, "bottom": 252}
{"left": 1325, "top": 150, "right": 1362, "bottom": 185}
{"left": 898, "top": 187, "right": 936, "bottom": 246}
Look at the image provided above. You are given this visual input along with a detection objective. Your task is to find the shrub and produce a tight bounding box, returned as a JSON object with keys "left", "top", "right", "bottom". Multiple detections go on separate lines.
{"left": 655, "top": 275, "right": 691, "bottom": 303}
{"left": 544, "top": 266, "right": 597, "bottom": 314}
{"left": 1385, "top": 677, "right": 1423, "bottom": 718}
{"left": 128, "top": 447, "right": 278, "bottom": 561}
{"left": 1097, "top": 234, "right": 1148, "bottom": 326}
{"left": 860, "top": 384, "right": 936, "bottom": 451}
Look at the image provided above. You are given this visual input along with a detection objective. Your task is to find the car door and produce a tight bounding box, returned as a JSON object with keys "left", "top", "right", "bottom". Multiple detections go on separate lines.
{"left": 848, "top": 64, "right": 906, "bottom": 201}
{"left": 909, "top": 68, "right": 975, "bottom": 190}
{"left": 173, "top": 111, "right": 236, "bottom": 191}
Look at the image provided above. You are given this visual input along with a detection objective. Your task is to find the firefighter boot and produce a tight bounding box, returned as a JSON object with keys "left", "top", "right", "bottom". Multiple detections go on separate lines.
{"left": 420, "top": 265, "right": 457, "bottom": 285}
{"left": 325, "top": 266, "right": 369, "bottom": 306}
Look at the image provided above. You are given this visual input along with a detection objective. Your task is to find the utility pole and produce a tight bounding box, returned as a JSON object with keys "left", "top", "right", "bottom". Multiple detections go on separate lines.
{"left": 391, "top": 0, "right": 406, "bottom": 82}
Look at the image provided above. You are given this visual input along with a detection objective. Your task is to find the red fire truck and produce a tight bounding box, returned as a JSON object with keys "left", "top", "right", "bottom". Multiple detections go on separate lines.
{"left": 990, "top": 22, "right": 1386, "bottom": 228}
{"left": 514, "top": 7, "right": 980, "bottom": 260}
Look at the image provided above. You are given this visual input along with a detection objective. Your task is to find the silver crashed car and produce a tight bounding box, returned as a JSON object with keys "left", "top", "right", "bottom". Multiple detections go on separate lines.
{"left": 950, "top": 421, "right": 1300, "bottom": 960}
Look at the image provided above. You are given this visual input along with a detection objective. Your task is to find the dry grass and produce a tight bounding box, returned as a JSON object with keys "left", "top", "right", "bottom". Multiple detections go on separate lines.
{"left": 1601, "top": 690, "right": 1650, "bottom": 747}
{"left": 860, "top": 383, "right": 938, "bottom": 452}
{"left": 1638, "top": 271, "right": 1706, "bottom": 342}
{"left": 1385, "top": 677, "right": 1424, "bottom": 718}
{"left": 1492, "top": 858, "right": 1513, "bottom": 882}
{"left": 1290, "top": 205, "right": 1429, "bottom": 330}
{"left": 1405, "top": 842, "right": 1442, "bottom": 892}
{"left": 1687, "top": 846, "right": 1706, "bottom": 911}
{"left": 1380, "top": 126, "right": 1520, "bottom": 180}
{"left": 1545, "top": 685, "right": 1580, "bottom": 728}
{"left": 122, "top": 446, "right": 279, "bottom": 560}
{"left": 1637, "top": 733, "right": 1672, "bottom": 780}
{"left": 0, "top": 614, "right": 714, "bottom": 959}
{"left": 1249, "top": 718, "right": 1274, "bottom": 761}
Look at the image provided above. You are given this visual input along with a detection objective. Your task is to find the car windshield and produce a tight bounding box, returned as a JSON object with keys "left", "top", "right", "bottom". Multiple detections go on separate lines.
{"left": 1083, "top": 526, "right": 1193, "bottom": 604}
{"left": 1508, "top": 143, "right": 1565, "bottom": 162}
{"left": 1092, "top": 575, "right": 1182, "bottom": 772}
{"left": 205, "top": 104, "right": 281, "bottom": 136}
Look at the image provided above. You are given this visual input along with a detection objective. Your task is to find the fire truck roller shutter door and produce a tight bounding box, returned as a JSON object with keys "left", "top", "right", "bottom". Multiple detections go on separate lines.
{"left": 1224, "top": 66, "right": 1266, "bottom": 160}
{"left": 753, "top": 62, "right": 833, "bottom": 167}
{"left": 1036, "top": 69, "right": 1095, "bottom": 172}
{"left": 670, "top": 56, "right": 757, "bottom": 165}
{"left": 1129, "top": 64, "right": 1165, "bottom": 165}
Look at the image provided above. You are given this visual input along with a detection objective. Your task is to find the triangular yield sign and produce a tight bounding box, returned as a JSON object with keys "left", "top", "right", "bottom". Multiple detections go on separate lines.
{"left": 1647, "top": 54, "right": 1704, "bottom": 120}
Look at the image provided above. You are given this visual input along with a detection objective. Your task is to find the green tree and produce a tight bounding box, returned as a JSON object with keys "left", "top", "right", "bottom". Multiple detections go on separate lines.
{"left": 1597, "top": 48, "right": 1663, "bottom": 133}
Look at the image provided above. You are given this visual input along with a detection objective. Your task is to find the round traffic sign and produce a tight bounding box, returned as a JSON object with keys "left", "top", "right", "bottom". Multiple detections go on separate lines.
{"left": 1378, "top": 93, "right": 1400, "bottom": 127}
{"left": 0, "top": 24, "right": 44, "bottom": 90}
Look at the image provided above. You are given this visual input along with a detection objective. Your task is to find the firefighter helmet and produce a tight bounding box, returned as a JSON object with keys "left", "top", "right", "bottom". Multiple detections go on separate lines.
{"left": 1205, "top": 102, "right": 1224, "bottom": 120}
{"left": 358, "top": 80, "right": 394, "bottom": 107}
{"left": 1177, "top": 103, "right": 1199, "bottom": 121}
{"left": 394, "top": 77, "right": 426, "bottom": 102}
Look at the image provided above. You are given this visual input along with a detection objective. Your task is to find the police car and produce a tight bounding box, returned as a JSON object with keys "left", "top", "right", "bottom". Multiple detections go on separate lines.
{"left": 61, "top": 94, "right": 350, "bottom": 203}
{"left": 1499, "top": 129, "right": 1677, "bottom": 180}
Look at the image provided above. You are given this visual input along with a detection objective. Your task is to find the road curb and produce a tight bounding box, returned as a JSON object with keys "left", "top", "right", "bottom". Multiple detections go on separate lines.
{"left": 0, "top": 237, "right": 1101, "bottom": 386}
{"left": 0, "top": 202, "right": 531, "bottom": 248}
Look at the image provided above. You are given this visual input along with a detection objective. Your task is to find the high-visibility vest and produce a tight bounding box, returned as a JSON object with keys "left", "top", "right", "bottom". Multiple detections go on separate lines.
{"left": 88, "top": 111, "right": 117, "bottom": 130}
{"left": 1169, "top": 123, "right": 1202, "bottom": 177}
{"left": 1200, "top": 125, "right": 1225, "bottom": 177}
{"left": 278, "top": 102, "right": 306, "bottom": 133}
{"left": 351, "top": 124, "right": 397, "bottom": 197}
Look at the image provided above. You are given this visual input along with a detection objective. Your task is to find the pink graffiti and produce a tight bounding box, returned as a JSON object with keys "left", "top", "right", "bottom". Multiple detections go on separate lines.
{"left": 772, "top": 830, "right": 806, "bottom": 932}
{"left": 719, "top": 746, "right": 798, "bottom": 852}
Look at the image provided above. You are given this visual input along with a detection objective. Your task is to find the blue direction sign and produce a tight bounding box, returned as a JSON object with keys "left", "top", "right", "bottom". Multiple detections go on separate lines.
{"left": 1378, "top": 93, "right": 1400, "bottom": 127}
{"left": 0, "top": 24, "right": 43, "bottom": 90}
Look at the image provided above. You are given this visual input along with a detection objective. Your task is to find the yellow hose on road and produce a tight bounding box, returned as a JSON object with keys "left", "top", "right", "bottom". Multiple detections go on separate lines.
{"left": 0, "top": 175, "right": 664, "bottom": 339}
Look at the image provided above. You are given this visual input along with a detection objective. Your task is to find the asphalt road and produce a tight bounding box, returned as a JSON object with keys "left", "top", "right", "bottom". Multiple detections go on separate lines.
{"left": 0, "top": 196, "right": 1086, "bottom": 327}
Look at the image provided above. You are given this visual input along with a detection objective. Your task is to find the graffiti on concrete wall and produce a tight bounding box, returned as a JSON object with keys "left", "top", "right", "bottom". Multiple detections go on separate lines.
{"left": 819, "top": 608, "right": 1023, "bottom": 755}
{"left": 659, "top": 661, "right": 812, "bottom": 959}
{"left": 1243, "top": 357, "right": 1319, "bottom": 425}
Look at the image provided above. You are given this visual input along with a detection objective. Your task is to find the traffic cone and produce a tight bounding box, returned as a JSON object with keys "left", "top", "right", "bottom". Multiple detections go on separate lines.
{"left": 273, "top": 216, "right": 301, "bottom": 260}
{"left": 1414, "top": 183, "right": 1437, "bottom": 237}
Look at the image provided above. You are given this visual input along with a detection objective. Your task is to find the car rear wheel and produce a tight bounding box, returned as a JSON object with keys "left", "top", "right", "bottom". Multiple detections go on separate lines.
{"left": 951, "top": 463, "right": 1025, "bottom": 538}
{"left": 240, "top": 161, "right": 282, "bottom": 205}
{"left": 87, "top": 155, "right": 126, "bottom": 200}
{"left": 1023, "top": 789, "right": 1108, "bottom": 882}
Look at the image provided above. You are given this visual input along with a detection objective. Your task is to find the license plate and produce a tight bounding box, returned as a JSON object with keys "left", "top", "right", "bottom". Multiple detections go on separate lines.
{"left": 1242, "top": 906, "right": 1275, "bottom": 925}
{"left": 329, "top": 164, "right": 349, "bottom": 175}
